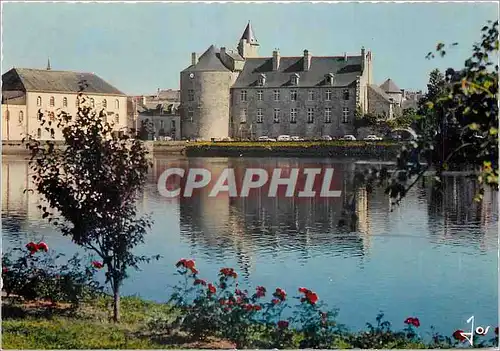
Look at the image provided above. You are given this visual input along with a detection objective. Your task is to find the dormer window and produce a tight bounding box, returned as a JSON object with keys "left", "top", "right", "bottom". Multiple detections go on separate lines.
{"left": 258, "top": 73, "right": 266, "bottom": 86}
{"left": 325, "top": 73, "right": 335, "bottom": 86}
{"left": 291, "top": 73, "right": 300, "bottom": 86}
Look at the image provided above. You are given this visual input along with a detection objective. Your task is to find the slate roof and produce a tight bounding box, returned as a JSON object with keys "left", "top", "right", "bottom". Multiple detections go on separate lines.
{"left": 240, "top": 22, "right": 258, "bottom": 44}
{"left": 368, "top": 84, "right": 393, "bottom": 102}
{"left": 226, "top": 51, "right": 245, "bottom": 61}
{"left": 182, "top": 45, "right": 231, "bottom": 72}
{"left": 2, "top": 68, "right": 125, "bottom": 95}
{"left": 380, "top": 78, "right": 401, "bottom": 93}
{"left": 232, "top": 55, "right": 363, "bottom": 88}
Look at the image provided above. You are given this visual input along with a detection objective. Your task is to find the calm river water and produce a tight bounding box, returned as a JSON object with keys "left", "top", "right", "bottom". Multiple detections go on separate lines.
{"left": 1, "top": 155, "right": 498, "bottom": 334}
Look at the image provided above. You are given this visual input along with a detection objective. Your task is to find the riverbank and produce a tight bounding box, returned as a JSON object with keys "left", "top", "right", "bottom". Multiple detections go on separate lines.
{"left": 184, "top": 141, "right": 403, "bottom": 159}
{"left": 2, "top": 140, "right": 403, "bottom": 159}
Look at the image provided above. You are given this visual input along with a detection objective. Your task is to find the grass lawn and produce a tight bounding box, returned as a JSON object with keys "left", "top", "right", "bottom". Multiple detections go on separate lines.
{"left": 1, "top": 296, "right": 235, "bottom": 349}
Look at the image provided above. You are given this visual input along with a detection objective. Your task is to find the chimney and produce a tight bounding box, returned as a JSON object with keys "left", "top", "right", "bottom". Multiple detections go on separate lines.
{"left": 272, "top": 49, "right": 280, "bottom": 71}
{"left": 191, "top": 52, "right": 197, "bottom": 65}
{"left": 220, "top": 47, "right": 226, "bottom": 57}
{"left": 303, "top": 50, "right": 312, "bottom": 71}
{"left": 361, "top": 46, "right": 366, "bottom": 70}
{"left": 344, "top": 52, "right": 348, "bottom": 62}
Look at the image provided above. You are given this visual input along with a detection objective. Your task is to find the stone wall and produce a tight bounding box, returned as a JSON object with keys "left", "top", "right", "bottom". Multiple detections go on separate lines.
{"left": 230, "top": 86, "right": 357, "bottom": 139}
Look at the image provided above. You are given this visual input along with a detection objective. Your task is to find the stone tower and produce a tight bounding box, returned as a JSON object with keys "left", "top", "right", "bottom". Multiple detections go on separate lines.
{"left": 180, "top": 45, "right": 240, "bottom": 140}
{"left": 237, "top": 21, "right": 259, "bottom": 58}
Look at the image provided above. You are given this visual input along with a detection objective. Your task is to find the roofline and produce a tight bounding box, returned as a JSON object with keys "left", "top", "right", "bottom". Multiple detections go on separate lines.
{"left": 24, "top": 89, "right": 127, "bottom": 97}
{"left": 231, "top": 83, "right": 357, "bottom": 89}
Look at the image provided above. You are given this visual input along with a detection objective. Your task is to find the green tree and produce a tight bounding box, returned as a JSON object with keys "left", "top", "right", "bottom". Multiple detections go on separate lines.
{"left": 384, "top": 20, "right": 498, "bottom": 204}
{"left": 22, "top": 83, "right": 159, "bottom": 322}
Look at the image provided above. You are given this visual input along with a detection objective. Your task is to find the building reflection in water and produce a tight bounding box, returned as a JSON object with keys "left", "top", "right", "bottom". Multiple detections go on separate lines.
{"left": 426, "top": 175, "right": 498, "bottom": 251}
{"left": 3, "top": 157, "right": 497, "bottom": 274}
{"left": 172, "top": 157, "right": 375, "bottom": 276}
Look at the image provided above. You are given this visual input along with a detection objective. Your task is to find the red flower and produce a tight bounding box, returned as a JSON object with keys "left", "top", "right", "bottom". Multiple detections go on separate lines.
{"left": 2, "top": 267, "right": 7, "bottom": 273}
{"left": 207, "top": 283, "right": 216, "bottom": 294}
{"left": 194, "top": 279, "right": 207, "bottom": 286}
{"left": 404, "top": 317, "right": 420, "bottom": 327}
{"left": 453, "top": 330, "right": 466, "bottom": 341}
{"left": 253, "top": 305, "right": 262, "bottom": 311}
{"left": 190, "top": 268, "right": 199, "bottom": 275}
{"left": 219, "top": 267, "right": 238, "bottom": 279}
{"left": 184, "top": 259, "right": 195, "bottom": 270}
{"left": 219, "top": 298, "right": 226, "bottom": 305}
{"left": 277, "top": 320, "right": 289, "bottom": 329}
{"left": 37, "top": 242, "right": 49, "bottom": 252}
{"left": 92, "top": 261, "right": 104, "bottom": 269}
{"left": 298, "top": 287, "right": 310, "bottom": 294}
{"left": 256, "top": 286, "right": 266, "bottom": 298}
{"left": 273, "top": 288, "right": 287, "bottom": 301}
{"left": 271, "top": 298, "right": 280, "bottom": 305}
{"left": 25, "top": 242, "right": 38, "bottom": 254}
{"left": 305, "top": 291, "right": 318, "bottom": 304}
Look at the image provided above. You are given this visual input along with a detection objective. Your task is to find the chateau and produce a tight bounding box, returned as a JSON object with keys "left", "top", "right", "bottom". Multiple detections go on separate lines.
{"left": 180, "top": 22, "right": 397, "bottom": 141}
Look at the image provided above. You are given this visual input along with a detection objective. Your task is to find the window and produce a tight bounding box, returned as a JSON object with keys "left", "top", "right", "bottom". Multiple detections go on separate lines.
{"left": 257, "top": 90, "right": 263, "bottom": 101}
{"left": 48, "top": 111, "right": 55, "bottom": 121}
{"left": 63, "top": 97, "right": 68, "bottom": 107}
{"left": 290, "top": 90, "right": 297, "bottom": 101}
{"left": 102, "top": 99, "right": 107, "bottom": 108}
{"left": 115, "top": 114, "right": 120, "bottom": 124}
{"left": 160, "top": 120, "right": 164, "bottom": 129}
{"left": 171, "top": 120, "right": 176, "bottom": 129}
{"left": 258, "top": 74, "right": 266, "bottom": 86}
{"left": 90, "top": 98, "right": 95, "bottom": 108}
{"left": 37, "top": 128, "right": 42, "bottom": 138}
{"left": 19, "top": 111, "right": 23, "bottom": 123}
{"left": 241, "top": 108, "right": 247, "bottom": 123}
{"left": 273, "top": 90, "right": 280, "bottom": 101}
{"left": 324, "top": 108, "right": 332, "bottom": 123}
{"left": 308, "top": 90, "right": 315, "bottom": 101}
{"left": 273, "top": 108, "right": 280, "bottom": 123}
{"left": 343, "top": 89, "right": 349, "bottom": 100}
{"left": 37, "top": 96, "right": 42, "bottom": 106}
{"left": 325, "top": 90, "right": 332, "bottom": 101}
{"left": 188, "top": 108, "right": 194, "bottom": 122}
{"left": 290, "top": 108, "right": 297, "bottom": 124}
{"left": 257, "top": 108, "right": 263, "bottom": 123}
{"left": 307, "top": 108, "right": 314, "bottom": 123}
{"left": 115, "top": 99, "right": 120, "bottom": 109}
{"left": 49, "top": 96, "right": 55, "bottom": 107}
{"left": 342, "top": 107, "right": 349, "bottom": 123}
{"left": 188, "top": 90, "right": 195, "bottom": 102}
{"left": 240, "top": 90, "right": 247, "bottom": 102}
{"left": 325, "top": 73, "right": 334, "bottom": 85}
{"left": 291, "top": 74, "right": 299, "bottom": 85}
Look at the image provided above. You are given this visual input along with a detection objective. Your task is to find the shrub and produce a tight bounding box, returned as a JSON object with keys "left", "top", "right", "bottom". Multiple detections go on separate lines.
{"left": 163, "top": 260, "right": 344, "bottom": 348}
{"left": 2, "top": 242, "right": 104, "bottom": 308}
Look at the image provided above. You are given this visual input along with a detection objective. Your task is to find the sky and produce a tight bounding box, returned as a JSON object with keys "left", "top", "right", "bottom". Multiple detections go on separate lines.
{"left": 1, "top": 1, "right": 498, "bottom": 96}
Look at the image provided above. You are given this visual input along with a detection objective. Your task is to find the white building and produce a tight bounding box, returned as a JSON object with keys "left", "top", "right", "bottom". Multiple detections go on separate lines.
{"left": 2, "top": 66, "right": 128, "bottom": 141}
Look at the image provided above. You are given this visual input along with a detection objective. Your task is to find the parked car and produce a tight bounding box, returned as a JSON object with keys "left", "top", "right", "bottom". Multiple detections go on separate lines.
{"left": 291, "top": 136, "right": 305, "bottom": 141}
{"left": 277, "top": 135, "right": 292, "bottom": 141}
{"left": 341, "top": 135, "right": 356, "bottom": 141}
{"left": 258, "top": 136, "right": 271, "bottom": 141}
{"left": 364, "top": 135, "right": 382, "bottom": 141}
{"left": 321, "top": 135, "right": 333, "bottom": 141}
